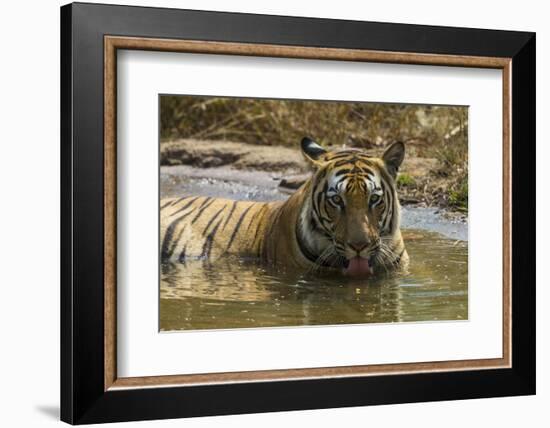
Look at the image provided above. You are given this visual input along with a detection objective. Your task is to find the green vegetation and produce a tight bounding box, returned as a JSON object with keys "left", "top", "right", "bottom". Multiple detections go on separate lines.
{"left": 396, "top": 173, "right": 416, "bottom": 187}
{"left": 428, "top": 133, "right": 468, "bottom": 211}
{"left": 448, "top": 176, "right": 469, "bottom": 211}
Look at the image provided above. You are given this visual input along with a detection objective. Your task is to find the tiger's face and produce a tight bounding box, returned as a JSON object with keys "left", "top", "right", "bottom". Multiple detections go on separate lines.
{"left": 299, "top": 138, "right": 405, "bottom": 276}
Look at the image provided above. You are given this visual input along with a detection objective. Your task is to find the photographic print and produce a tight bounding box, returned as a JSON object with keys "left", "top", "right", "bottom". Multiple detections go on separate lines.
{"left": 62, "top": 6, "right": 534, "bottom": 422}
{"left": 159, "top": 96, "right": 468, "bottom": 331}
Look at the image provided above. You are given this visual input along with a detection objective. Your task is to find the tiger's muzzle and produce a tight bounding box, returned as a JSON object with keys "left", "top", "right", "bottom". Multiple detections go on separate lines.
{"left": 342, "top": 239, "right": 380, "bottom": 276}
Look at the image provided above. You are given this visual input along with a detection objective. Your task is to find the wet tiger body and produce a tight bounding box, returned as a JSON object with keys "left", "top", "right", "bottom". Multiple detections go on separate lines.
{"left": 160, "top": 138, "right": 408, "bottom": 276}
{"left": 160, "top": 197, "right": 282, "bottom": 262}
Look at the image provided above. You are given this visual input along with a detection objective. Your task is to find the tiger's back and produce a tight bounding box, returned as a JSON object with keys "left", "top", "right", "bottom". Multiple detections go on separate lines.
{"left": 160, "top": 196, "right": 282, "bottom": 262}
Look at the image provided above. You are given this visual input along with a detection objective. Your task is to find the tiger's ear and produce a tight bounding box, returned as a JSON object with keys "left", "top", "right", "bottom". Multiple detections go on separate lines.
{"left": 301, "top": 137, "right": 327, "bottom": 168}
{"left": 382, "top": 141, "right": 405, "bottom": 178}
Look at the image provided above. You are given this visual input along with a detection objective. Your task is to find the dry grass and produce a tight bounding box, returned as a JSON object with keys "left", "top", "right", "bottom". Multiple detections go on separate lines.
{"left": 160, "top": 95, "right": 468, "bottom": 210}
{"left": 161, "top": 96, "right": 466, "bottom": 148}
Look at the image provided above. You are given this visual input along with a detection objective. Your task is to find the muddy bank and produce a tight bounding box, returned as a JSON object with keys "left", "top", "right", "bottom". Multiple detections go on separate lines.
{"left": 161, "top": 165, "right": 467, "bottom": 241}
{"left": 161, "top": 139, "right": 464, "bottom": 212}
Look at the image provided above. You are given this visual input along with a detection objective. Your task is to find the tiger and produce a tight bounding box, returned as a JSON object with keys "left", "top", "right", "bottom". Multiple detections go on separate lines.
{"left": 160, "top": 138, "right": 408, "bottom": 276}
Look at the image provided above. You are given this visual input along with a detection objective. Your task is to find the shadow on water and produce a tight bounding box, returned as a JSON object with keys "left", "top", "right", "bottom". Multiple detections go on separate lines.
{"left": 160, "top": 229, "right": 468, "bottom": 331}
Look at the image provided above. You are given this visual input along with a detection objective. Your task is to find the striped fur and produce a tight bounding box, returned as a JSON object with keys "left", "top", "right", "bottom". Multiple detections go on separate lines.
{"left": 160, "top": 139, "right": 408, "bottom": 274}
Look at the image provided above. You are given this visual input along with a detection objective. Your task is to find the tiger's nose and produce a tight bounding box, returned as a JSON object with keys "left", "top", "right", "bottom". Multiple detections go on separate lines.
{"left": 348, "top": 241, "right": 369, "bottom": 253}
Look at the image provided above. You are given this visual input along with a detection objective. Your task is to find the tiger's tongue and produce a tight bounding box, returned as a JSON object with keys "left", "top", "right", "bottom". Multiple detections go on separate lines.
{"left": 344, "top": 257, "right": 372, "bottom": 276}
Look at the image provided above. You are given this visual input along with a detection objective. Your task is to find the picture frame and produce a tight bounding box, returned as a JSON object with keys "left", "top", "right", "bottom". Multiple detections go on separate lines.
{"left": 60, "top": 2, "right": 535, "bottom": 424}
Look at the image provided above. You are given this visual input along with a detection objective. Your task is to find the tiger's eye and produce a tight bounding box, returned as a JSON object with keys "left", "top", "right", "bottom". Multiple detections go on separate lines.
{"left": 370, "top": 194, "right": 381, "bottom": 204}
{"left": 330, "top": 195, "right": 343, "bottom": 205}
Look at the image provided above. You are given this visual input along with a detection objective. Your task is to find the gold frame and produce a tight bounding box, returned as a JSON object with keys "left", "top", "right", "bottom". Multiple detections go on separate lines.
{"left": 104, "top": 36, "right": 512, "bottom": 391}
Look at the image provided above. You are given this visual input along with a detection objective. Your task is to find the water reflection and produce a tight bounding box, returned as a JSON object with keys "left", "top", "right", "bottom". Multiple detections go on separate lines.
{"left": 160, "top": 229, "right": 467, "bottom": 331}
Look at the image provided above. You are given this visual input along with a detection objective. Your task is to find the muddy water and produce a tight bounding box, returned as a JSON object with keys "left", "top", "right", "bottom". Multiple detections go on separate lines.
{"left": 160, "top": 166, "right": 468, "bottom": 332}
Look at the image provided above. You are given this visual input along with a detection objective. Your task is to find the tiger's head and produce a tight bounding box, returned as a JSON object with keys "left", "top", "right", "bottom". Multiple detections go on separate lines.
{"left": 297, "top": 137, "right": 406, "bottom": 276}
